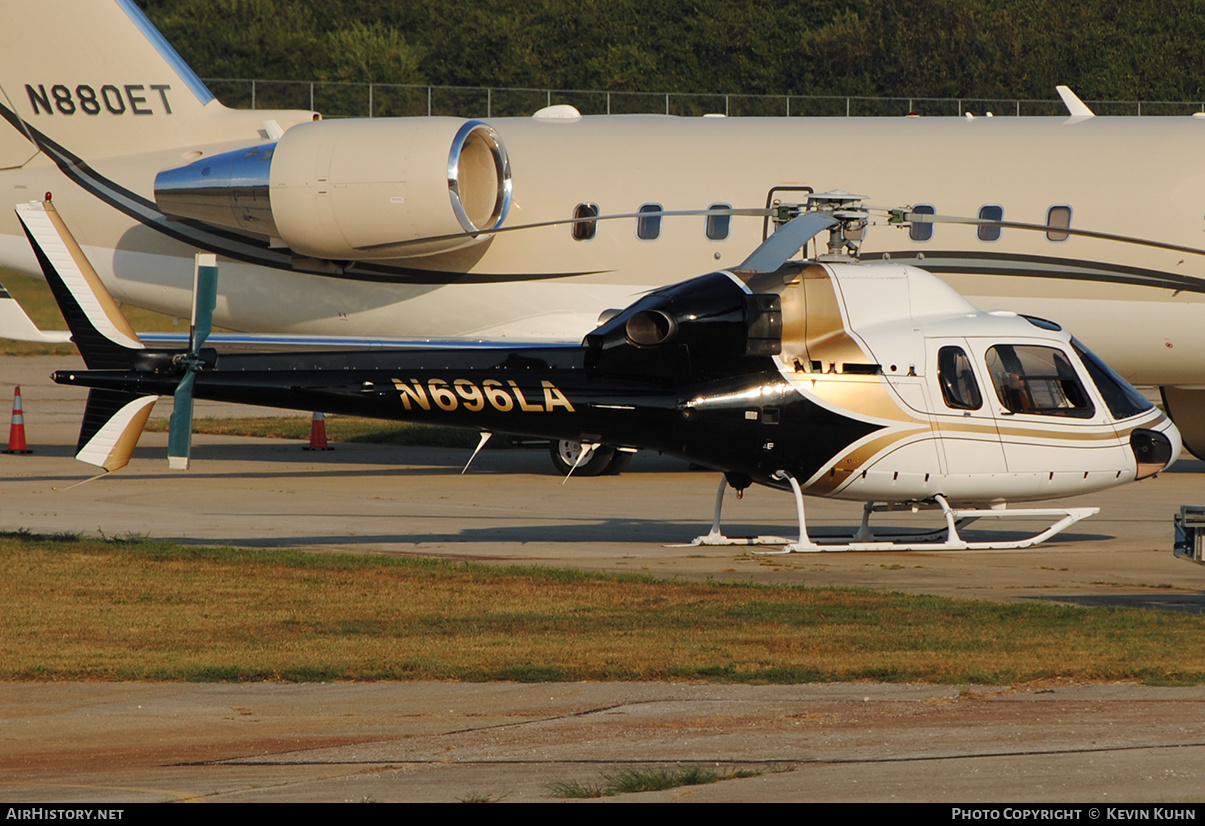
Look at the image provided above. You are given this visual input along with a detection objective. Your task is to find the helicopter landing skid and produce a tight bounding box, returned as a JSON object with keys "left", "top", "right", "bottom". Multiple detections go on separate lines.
{"left": 687, "top": 474, "right": 1099, "bottom": 553}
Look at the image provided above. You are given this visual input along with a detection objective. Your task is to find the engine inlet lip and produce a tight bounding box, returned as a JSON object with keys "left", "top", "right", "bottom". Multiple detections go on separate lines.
{"left": 447, "top": 120, "right": 513, "bottom": 233}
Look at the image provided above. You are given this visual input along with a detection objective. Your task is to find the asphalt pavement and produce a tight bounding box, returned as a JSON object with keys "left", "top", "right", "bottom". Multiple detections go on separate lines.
{"left": 3, "top": 356, "right": 1205, "bottom": 802}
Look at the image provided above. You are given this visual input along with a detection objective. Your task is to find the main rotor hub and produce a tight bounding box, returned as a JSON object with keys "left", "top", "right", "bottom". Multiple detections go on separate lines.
{"left": 771, "top": 190, "right": 869, "bottom": 261}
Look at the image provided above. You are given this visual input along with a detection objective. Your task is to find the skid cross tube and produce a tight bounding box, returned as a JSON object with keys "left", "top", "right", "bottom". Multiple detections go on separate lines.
{"left": 686, "top": 475, "right": 1098, "bottom": 553}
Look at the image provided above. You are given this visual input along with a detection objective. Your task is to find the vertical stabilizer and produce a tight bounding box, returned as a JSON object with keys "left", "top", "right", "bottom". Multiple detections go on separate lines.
{"left": 75, "top": 390, "right": 159, "bottom": 472}
{"left": 0, "top": 0, "right": 224, "bottom": 158}
{"left": 16, "top": 198, "right": 160, "bottom": 472}
{"left": 15, "top": 200, "right": 144, "bottom": 367}
{"left": 0, "top": 0, "right": 315, "bottom": 172}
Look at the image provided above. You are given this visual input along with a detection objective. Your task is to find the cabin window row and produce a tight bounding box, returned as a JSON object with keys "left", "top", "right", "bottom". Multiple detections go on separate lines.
{"left": 909, "top": 205, "right": 1072, "bottom": 243}
{"left": 938, "top": 343, "right": 1096, "bottom": 419}
{"left": 570, "top": 202, "right": 1072, "bottom": 244}
{"left": 572, "top": 203, "right": 732, "bottom": 241}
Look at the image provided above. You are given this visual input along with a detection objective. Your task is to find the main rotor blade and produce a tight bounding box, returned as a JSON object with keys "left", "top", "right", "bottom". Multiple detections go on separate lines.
{"left": 354, "top": 207, "right": 772, "bottom": 254}
{"left": 167, "top": 371, "right": 195, "bottom": 471}
{"left": 190, "top": 253, "right": 218, "bottom": 354}
{"left": 735, "top": 212, "right": 839, "bottom": 273}
{"left": 897, "top": 212, "right": 1205, "bottom": 258}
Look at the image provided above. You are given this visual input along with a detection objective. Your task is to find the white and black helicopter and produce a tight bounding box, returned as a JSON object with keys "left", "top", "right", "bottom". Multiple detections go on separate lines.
{"left": 21, "top": 192, "right": 1180, "bottom": 553}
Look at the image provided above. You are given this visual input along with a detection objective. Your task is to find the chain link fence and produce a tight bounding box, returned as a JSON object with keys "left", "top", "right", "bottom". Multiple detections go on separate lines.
{"left": 202, "top": 79, "right": 1205, "bottom": 118}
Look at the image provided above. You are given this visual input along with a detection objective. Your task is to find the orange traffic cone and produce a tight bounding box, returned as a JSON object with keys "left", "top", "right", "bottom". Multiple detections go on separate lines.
{"left": 3, "top": 386, "right": 31, "bottom": 454}
{"left": 302, "top": 411, "right": 332, "bottom": 451}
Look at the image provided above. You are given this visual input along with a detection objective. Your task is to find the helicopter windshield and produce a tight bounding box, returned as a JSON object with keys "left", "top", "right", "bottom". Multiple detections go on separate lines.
{"left": 1070, "top": 337, "right": 1154, "bottom": 420}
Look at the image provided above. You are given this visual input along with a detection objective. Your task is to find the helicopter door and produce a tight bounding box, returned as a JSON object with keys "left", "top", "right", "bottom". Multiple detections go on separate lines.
{"left": 925, "top": 339, "right": 1008, "bottom": 475}
{"left": 975, "top": 341, "right": 1129, "bottom": 476}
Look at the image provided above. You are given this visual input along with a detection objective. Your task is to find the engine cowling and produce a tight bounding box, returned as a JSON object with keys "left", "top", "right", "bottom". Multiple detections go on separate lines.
{"left": 585, "top": 271, "right": 782, "bottom": 381}
{"left": 154, "top": 118, "right": 512, "bottom": 260}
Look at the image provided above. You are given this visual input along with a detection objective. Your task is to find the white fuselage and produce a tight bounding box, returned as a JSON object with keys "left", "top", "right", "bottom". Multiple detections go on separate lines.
{"left": 759, "top": 262, "right": 1180, "bottom": 504}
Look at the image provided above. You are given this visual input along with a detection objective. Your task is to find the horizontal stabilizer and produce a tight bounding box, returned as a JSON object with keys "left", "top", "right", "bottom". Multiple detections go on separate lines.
{"left": 75, "top": 390, "right": 159, "bottom": 472}
{"left": 0, "top": 279, "right": 72, "bottom": 343}
{"left": 15, "top": 200, "right": 144, "bottom": 367}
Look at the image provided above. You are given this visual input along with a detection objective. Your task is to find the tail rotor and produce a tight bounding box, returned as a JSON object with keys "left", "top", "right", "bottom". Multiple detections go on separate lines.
{"left": 167, "top": 254, "right": 218, "bottom": 470}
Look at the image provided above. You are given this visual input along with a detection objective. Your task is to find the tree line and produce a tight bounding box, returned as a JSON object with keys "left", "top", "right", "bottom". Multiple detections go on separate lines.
{"left": 135, "top": 0, "right": 1205, "bottom": 101}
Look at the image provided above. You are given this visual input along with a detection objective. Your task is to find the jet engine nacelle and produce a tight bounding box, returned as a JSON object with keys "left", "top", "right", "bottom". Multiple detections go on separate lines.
{"left": 154, "top": 118, "right": 513, "bottom": 260}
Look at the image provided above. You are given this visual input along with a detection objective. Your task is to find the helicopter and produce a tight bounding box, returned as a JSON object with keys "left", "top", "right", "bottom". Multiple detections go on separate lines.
{"left": 22, "top": 192, "right": 1180, "bottom": 552}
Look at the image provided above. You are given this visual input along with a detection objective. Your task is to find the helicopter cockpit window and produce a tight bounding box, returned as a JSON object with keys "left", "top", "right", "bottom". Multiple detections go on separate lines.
{"left": 572, "top": 203, "right": 599, "bottom": 241}
{"left": 910, "top": 204, "right": 935, "bottom": 242}
{"left": 707, "top": 203, "right": 731, "bottom": 240}
{"left": 1071, "top": 337, "right": 1153, "bottom": 420}
{"left": 937, "top": 346, "right": 982, "bottom": 410}
{"left": 978, "top": 205, "right": 1004, "bottom": 241}
{"left": 985, "top": 345, "right": 1094, "bottom": 418}
{"left": 637, "top": 203, "right": 662, "bottom": 240}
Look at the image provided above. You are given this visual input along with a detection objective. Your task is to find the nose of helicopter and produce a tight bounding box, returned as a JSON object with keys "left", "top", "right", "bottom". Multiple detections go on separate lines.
{"left": 1131, "top": 421, "right": 1181, "bottom": 480}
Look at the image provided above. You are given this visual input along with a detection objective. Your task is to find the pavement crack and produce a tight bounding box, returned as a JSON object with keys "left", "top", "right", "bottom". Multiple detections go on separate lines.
{"left": 199, "top": 739, "right": 1205, "bottom": 767}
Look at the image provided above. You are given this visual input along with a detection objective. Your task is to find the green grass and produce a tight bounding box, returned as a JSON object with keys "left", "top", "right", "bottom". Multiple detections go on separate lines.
{"left": 546, "top": 779, "right": 609, "bottom": 799}
{"left": 456, "top": 791, "right": 510, "bottom": 803}
{"left": 5, "top": 531, "right": 1205, "bottom": 684}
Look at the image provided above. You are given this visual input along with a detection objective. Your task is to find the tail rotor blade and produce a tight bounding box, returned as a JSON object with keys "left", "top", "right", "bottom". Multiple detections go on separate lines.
{"left": 172, "top": 253, "right": 217, "bottom": 470}
{"left": 190, "top": 253, "right": 218, "bottom": 353}
{"left": 167, "top": 371, "right": 196, "bottom": 470}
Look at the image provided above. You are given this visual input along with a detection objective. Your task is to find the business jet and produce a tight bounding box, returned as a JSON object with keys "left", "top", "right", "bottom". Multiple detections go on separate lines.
{"left": 2, "top": 1, "right": 1205, "bottom": 457}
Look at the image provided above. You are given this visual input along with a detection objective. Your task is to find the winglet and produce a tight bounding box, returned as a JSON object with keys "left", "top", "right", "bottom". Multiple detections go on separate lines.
{"left": 1056, "top": 86, "right": 1095, "bottom": 118}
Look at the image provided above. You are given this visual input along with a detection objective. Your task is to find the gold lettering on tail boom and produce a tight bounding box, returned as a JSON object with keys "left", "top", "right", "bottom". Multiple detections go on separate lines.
{"left": 392, "top": 378, "right": 575, "bottom": 413}
{"left": 542, "top": 381, "right": 575, "bottom": 412}
{"left": 508, "top": 380, "right": 543, "bottom": 412}
{"left": 392, "top": 379, "right": 430, "bottom": 410}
